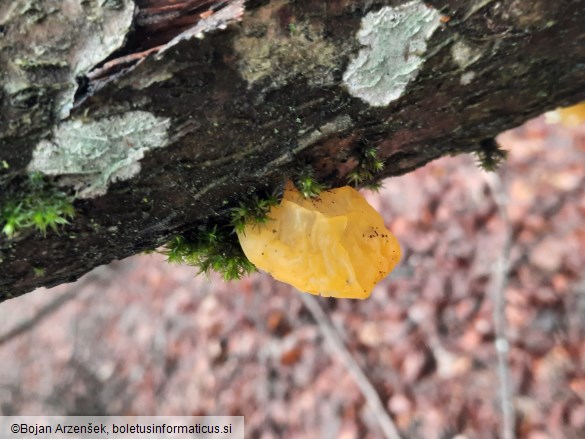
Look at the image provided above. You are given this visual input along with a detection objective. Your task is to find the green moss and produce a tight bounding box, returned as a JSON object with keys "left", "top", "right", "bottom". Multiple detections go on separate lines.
{"left": 164, "top": 187, "right": 287, "bottom": 280}
{"left": 474, "top": 138, "right": 508, "bottom": 172}
{"left": 230, "top": 193, "right": 278, "bottom": 234}
{"left": 363, "top": 181, "right": 384, "bottom": 192}
{"left": 0, "top": 173, "right": 75, "bottom": 238}
{"left": 295, "top": 168, "right": 325, "bottom": 198}
{"left": 347, "top": 145, "right": 386, "bottom": 187}
{"left": 164, "top": 227, "right": 257, "bottom": 281}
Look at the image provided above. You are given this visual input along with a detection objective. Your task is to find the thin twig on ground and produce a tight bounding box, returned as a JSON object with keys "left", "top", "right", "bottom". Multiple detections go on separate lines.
{"left": 298, "top": 292, "right": 403, "bottom": 439}
{"left": 485, "top": 172, "right": 516, "bottom": 439}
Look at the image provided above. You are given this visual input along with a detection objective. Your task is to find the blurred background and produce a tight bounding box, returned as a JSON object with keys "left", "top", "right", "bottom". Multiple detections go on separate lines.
{"left": 0, "top": 113, "right": 584, "bottom": 439}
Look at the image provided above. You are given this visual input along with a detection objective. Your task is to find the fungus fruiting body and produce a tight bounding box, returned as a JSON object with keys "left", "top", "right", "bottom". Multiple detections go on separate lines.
{"left": 546, "top": 102, "right": 585, "bottom": 127}
{"left": 237, "top": 182, "right": 401, "bottom": 299}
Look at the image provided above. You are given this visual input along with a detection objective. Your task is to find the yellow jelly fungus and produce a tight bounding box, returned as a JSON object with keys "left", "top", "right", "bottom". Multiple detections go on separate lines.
{"left": 237, "top": 182, "right": 401, "bottom": 299}
{"left": 546, "top": 102, "right": 585, "bottom": 127}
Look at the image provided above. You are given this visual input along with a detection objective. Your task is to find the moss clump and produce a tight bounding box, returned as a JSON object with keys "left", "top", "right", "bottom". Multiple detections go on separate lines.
{"left": 166, "top": 188, "right": 289, "bottom": 280}
{"left": 347, "top": 145, "right": 385, "bottom": 187}
{"left": 230, "top": 193, "right": 278, "bottom": 234}
{"left": 363, "top": 181, "right": 384, "bottom": 192}
{"left": 1, "top": 173, "right": 75, "bottom": 238}
{"left": 164, "top": 227, "right": 257, "bottom": 281}
{"left": 474, "top": 138, "right": 508, "bottom": 172}
{"left": 295, "top": 168, "right": 325, "bottom": 198}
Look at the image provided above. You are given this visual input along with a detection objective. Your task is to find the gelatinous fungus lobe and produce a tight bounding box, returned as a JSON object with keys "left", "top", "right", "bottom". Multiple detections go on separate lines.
{"left": 237, "top": 182, "right": 401, "bottom": 299}
{"left": 548, "top": 102, "right": 585, "bottom": 127}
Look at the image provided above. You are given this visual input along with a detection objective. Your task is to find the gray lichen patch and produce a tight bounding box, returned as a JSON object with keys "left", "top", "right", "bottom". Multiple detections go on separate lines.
{"left": 342, "top": 0, "right": 441, "bottom": 107}
{"left": 460, "top": 71, "right": 476, "bottom": 86}
{"left": 451, "top": 39, "right": 484, "bottom": 70}
{"left": 0, "top": 0, "right": 134, "bottom": 122}
{"left": 27, "top": 111, "right": 171, "bottom": 198}
{"left": 71, "top": 1, "right": 134, "bottom": 76}
{"left": 233, "top": 0, "right": 340, "bottom": 87}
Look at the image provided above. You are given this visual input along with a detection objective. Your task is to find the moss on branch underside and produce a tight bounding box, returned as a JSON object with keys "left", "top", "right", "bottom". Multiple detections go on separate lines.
{"left": 0, "top": 0, "right": 584, "bottom": 300}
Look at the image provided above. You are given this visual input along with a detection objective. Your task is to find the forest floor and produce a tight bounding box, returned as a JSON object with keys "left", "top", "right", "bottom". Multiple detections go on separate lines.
{"left": 0, "top": 116, "right": 584, "bottom": 439}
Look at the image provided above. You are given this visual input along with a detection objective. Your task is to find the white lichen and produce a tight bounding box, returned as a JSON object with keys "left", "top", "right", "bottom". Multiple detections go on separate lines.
{"left": 451, "top": 39, "right": 483, "bottom": 70}
{"left": 342, "top": 0, "right": 441, "bottom": 107}
{"left": 28, "top": 111, "right": 171, "bottom": 198}
{"left": 460, "top": 71, "right": 476, "bottom": 86}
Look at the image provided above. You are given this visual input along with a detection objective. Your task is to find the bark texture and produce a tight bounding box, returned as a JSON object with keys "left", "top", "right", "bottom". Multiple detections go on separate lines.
{"left": 1, "top": 0, "right": 584, "bottom": 299}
